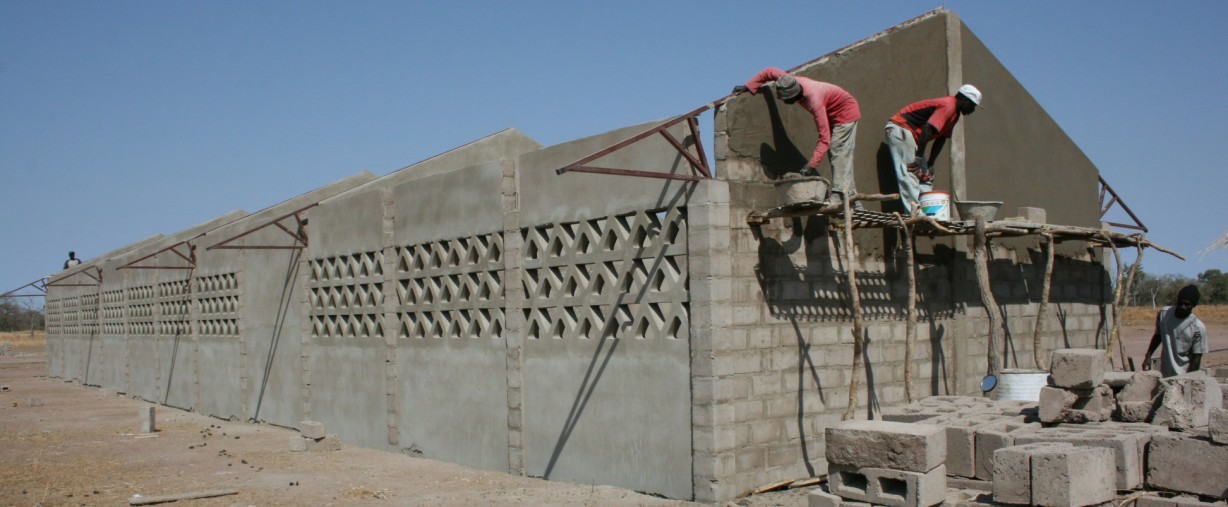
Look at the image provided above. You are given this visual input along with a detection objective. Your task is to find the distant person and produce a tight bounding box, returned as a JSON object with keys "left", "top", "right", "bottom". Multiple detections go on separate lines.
{"left": 1142, "top": 284, "right": 1207, "bottom": 377}
{"left": 733, "top": 67, "right": 862, "bottom": 205}
{"left": 884, "top": 85, "right": 981, "bottom": 213}
{"left": 63, "top": 251, "right": 81, "bottom": 270}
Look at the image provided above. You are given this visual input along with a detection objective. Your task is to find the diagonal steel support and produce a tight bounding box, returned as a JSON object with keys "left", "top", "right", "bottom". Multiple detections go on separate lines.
{"left": 556, "top": 105, "right": 713, "bottom": 180}
{"left": 1, "top": 278, "right": 48, "bottom": 298}
{"left": 207, "top": 203, "right": 316, "bottom": 251}
{"left": 118, "top": 239, "right": 198, "bottom": 270}
{"left": 1098, "top": 176, "right": 1147, "bottom": 232}
{"left": 47, "top": 266, "right": 105, "bottom": 286}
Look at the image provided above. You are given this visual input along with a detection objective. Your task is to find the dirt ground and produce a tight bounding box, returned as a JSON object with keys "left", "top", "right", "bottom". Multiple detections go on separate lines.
{"left": 0, "top": 307, "right": 1222, "bottom": 507}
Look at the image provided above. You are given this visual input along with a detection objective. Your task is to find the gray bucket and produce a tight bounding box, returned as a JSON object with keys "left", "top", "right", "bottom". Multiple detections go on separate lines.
{"left": 774, "top": 175, "right": 829, "bottom": 205}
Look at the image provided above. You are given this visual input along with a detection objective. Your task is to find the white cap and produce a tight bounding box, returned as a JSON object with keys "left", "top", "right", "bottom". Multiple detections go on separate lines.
{"left": 957, "top": 84, "right": 982, "bottom": 106}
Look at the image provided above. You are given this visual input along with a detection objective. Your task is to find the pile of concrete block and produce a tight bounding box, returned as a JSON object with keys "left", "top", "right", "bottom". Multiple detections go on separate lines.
{"left": 290, "top": 420, "right": 341, "bottom": 452}
{"left": 992, "top": 441, "right": 1116, "bottom": 506}
{"left": 1039, "top": 349, "right": 1116, "bottom": 424}
{"left": 814, "top": 420, "right": 948, "bottom": 507}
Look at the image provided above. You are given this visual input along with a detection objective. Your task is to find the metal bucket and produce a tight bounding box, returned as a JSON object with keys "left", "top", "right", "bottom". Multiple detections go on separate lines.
{"left": 918, "top": 191, "right": 950, "bottom": 220}
{"left": 992, "top": 369, "right": 1049, "bottom": 401}
{"left": 775, "top": 175, "right": 829, "bottom": 205}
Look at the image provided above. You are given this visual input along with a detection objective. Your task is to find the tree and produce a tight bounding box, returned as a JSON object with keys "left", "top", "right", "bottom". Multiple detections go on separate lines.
{"left": 0, "top": 300, "right": 44, "bottom": 332}
{"left": 1198, "top": 269, "right": 1228, "bottom": 305}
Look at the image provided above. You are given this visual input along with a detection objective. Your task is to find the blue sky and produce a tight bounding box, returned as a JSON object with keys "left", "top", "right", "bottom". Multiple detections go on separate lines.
{"left": 2, "top": 1, "right": 1225, "bottom": 299}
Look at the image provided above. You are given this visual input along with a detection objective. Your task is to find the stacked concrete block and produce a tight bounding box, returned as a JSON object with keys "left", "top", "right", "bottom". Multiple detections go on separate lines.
{"left": 1116, "top": 371, "right": 1163, "bottom": 422}
{"left": 1039, "top": 384, "right": 1116, "bottom": 423}
{"left": 1103, "top": 371, "right": 1135, "bottom": 390}
{"left": 993, "top": 442, "right": 1115, "bottom": 507}
{"left": 825, "top": 420, "right": 946, "bottom": 507}
{"left": 295, "top": 420, "right": 340, "bottom": 452}
{"left": 1152, "top": 374, "right": 1224, "bottom": 431}
{"left": 880, "top": 396, "right": 1000, "bottom": 423}
{"left": 1016, "top": 426, "right": 1150, "bottom": 490}
{"left": 926, "top": 412, "right": 1026, "bottom": 478}
{"left": 973, "top": 420, "right": 1041, "bottom": 480}
{"left": 1048, "top": 349, "right": 1106, "bottom": 389}
{"left": 1210, "top": 408, "right": 1228, "bottom": 444}
{"left": 1146, "top": 432, "right": 1228, "bottom": 499}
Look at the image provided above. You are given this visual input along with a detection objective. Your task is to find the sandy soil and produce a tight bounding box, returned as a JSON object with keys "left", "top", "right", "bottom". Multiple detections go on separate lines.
{"left": 0, "top": 307, "right": 1221, "bottom": 507}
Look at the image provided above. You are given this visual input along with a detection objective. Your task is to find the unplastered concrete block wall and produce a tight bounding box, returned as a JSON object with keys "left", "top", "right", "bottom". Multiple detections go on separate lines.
{"left": 700, "top": 8, "right": 1110, "bottom": 502}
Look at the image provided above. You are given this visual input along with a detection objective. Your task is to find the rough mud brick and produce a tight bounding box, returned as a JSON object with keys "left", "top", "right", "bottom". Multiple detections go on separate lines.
{"left": 1210, "top": 408, "right": 1228, "bottom": 444}
{"left": 1030, "top": 445, "right": 1115, "bottom": 507}
{"left": 825, "top": 420, "right": 945, "bottom": 472}
{"left": 1039, "top": 385, "right": 1115, "bottom": 423}
{"left": 299, "top": 420, "right": 325, "bottom": 440}
{"left": 1016, "top": 427, "right": 1149, "bottom": 490}
{"left": 926, "top": 413, "right": 1022, "bottom": 478}
{"left": 974, "top": 421, "right": 1040, "bottom": 480}
{"left": 1136, "top": 495, "right": 1228, "bottom": 507}
{"left": 828, "top": 464, "right": 946, "bottom": 507}
{"left": 1146, "top": 432, "right": 1228, "bottom": 499}
{"left": 1048, "top": 349, "right": 1106, "bottom": 389}
{"left": 1153, "top": 374, "right": 1224, "bottom": 430}
{"left": 992, "top": 442, "right": 1073, "bottom": 505}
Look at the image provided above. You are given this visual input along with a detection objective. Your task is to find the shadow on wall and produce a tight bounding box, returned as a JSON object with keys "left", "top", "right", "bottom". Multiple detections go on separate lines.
{"left": 755, "top": 92, "right": 808, "bottom": 179}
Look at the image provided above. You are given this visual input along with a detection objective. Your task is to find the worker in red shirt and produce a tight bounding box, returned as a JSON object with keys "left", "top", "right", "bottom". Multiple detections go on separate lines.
{"left": 885, "top": 84, "right": 982, "bottom": 214}
{"left": 734, "top": 68, "right": 861, "bottom": 205}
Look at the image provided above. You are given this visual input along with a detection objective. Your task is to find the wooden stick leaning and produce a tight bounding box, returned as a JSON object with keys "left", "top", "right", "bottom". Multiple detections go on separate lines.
{"left": 895, "top": 212, "right": 918, "bottom": 402}
{"left": 1104, "top": 236, "right": 1125, "bottom": 367}
{"left": 1032, "top": 233, "right": 1055, "bottom": 370}
{"left": 842, "top": 196, "right": 866, "bottom": 421}
{"left": 974, "top": 216, "right": 1002, "bottom": 377}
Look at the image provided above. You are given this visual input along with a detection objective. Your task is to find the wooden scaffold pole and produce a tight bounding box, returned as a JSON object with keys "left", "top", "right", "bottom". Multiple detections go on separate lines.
{"left": 1031, "top": 233, "right": 1056, "bottom": 370}
{"left": 841, "top": 197, "right": 867, "bottom": 421}
{"left": 895, "top": 212, "right": 918, "bottom": 402}
{"left": 973, "top": 216, "right": 1002, "bottom": 378}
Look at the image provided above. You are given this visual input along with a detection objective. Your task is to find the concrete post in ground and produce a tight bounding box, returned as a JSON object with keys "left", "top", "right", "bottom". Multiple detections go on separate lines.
{"left": 139, "top": 406, "right": 155, "bottom": 433}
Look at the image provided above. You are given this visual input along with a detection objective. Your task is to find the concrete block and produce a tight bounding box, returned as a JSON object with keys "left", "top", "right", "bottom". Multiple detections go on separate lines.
{"left": 1153, "top": 375, "right": 1224, "bottom": 430}
{"left": 1118, "top": 401, "right": 1158, "bottom": 423}
{"left": 825, "top": 420, "right": 945, "bottom": 473}
{"left": 1016, "top": 427, "right": 1148, "bottom": 490}
{"left": 927, "top": 413, "right": 1022, "bottom": 478}
{"left": 1031, "top": 445, "right": 1116, "bottom": 507}
{"left": 306, "top": 433, "right": 341, "bottom": 452}
{"left": 1146, "top": 432, "right": 1228, "bottom": 499}
{"left": 27, "top": 397, "right": 43, "bottom": 407}
{"left": 1120, "top": 371, "right": 1163, "bottom": 402}
{"left": 139, "top": 406, "right": 155, "bottom": 433}
{"left": 289, "top": 436, "right": 308, "bottom": 452}
{"left": 1048, "top": 349, "right": 1106, "bottom": 389}
{"left": 1017, "top": 207, "right": 1046, "bottom": 224}
{"left": 992, "top": 442, "right": 1073, "bottom": 505}
{"left": 299, "top": 420, "right": 325, "bottom": 440}
{"left": 828, "top": 464, "right": 946, "bottom": 507}
{"left": 808, "top": 489, "right": 843, "bottom": 507}
{"left": 1039, "top": 385, "right": 1115, "bottom": 423}
{"left": 974, "top": 421, "right": 1040, "bottom": 480}
{"left": 1104, "top": 371, "right": 1134, "bottom": 390}
{"left": 1210, "top": 408, "right": 1228, "bottom": 444}
{"left": 1136, "top": 495, "right": 1228, "bottom": 507}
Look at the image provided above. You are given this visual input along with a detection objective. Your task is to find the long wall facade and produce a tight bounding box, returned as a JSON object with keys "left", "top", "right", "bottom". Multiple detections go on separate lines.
{"left": 45, "top": 9, "right": 1116, "bottom": 503}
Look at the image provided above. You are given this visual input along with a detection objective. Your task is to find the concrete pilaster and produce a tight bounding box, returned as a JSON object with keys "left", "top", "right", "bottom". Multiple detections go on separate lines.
{"left": 381, "top": 188, "right": 400, "bottom": 448}
{"left": 501, "top": 159, "right": 526, "bottom": 475}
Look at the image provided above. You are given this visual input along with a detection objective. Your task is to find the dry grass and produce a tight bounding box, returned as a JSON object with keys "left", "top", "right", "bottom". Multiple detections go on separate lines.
{"left": 0, "top": 330, "right": 45, "bottom": 353}
{"left": 1123, "top": 304, "right": 1228, "bottom": 324}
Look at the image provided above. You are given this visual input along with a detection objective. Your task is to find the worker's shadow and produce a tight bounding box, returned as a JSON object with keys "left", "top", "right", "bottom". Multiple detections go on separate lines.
{"left": 755, "top": 91, "right": 809, "bottom": 179}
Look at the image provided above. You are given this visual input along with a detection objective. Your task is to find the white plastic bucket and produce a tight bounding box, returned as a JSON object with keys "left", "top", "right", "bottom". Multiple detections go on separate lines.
{"left": 918, "top": 191, "right": 950, "bottom": 220}
{"left": 992, "top": 369, "right": 1049, "bottom": 401}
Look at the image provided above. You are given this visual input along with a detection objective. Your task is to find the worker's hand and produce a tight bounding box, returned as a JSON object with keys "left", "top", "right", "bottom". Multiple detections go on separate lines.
{"left": 799, "top": 166, "right": 819, "bottom": 177}
{"left": 732, "top": 85, "right": 750, "bottom": 95}
{"left": 1142, "top": 359, "right": 1151, "bottom": 371}
{"left": 910, "top": 156, "right": 933, "bottom": 184}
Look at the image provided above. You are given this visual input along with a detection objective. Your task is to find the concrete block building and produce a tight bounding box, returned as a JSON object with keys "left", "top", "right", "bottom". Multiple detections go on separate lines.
{"left": 44, "top": 10, "right": 1122, "bottom": 502}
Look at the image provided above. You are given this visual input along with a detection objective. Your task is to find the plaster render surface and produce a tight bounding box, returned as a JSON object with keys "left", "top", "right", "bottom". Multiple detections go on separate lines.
{"left": 393, "top": 161, "right": 505, "bottom": 245}
{"left": 396, "top": 338, "right": 509, "bottom": 472}
{"left": 305, "top": 337, "right": 389, "bottom": 449}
